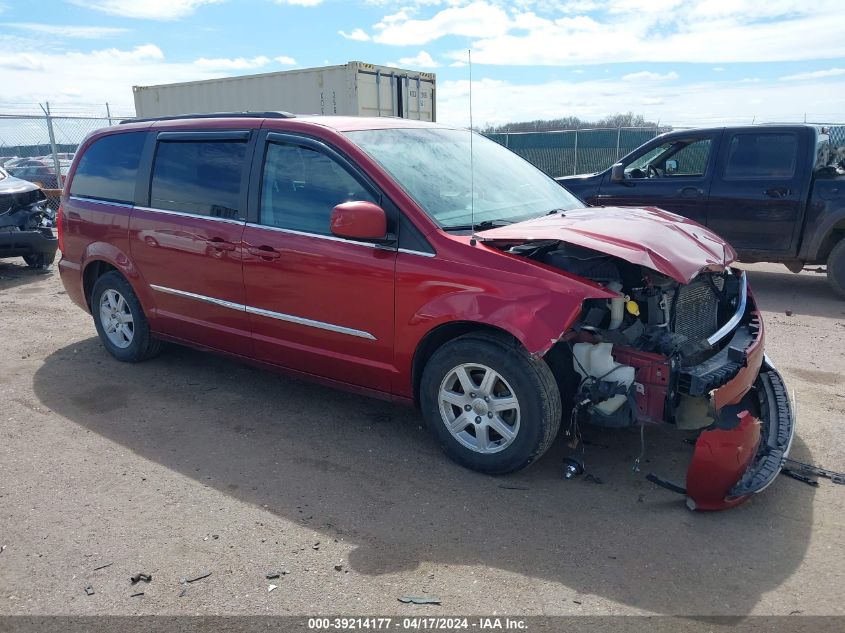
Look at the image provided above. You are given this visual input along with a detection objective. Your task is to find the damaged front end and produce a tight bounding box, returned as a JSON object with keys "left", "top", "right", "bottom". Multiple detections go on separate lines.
{"left": 480, "top": 210, "right": 794, "bottom": 511}
{"left": 0, "top": 181, "right": 57, "bottom": 263}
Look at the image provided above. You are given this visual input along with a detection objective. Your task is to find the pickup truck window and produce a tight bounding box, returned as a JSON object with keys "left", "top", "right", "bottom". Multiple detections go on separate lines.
{"left": 625, "top": 138, "right": 711, "bottom": 178}
{"left": 724, "top": 132, "right": 797, "bottom": 180}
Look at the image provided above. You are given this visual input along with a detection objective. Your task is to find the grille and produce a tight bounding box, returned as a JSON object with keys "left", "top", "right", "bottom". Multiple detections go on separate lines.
{"left": 673, "top": 275, "right": 723, "bottom": 342}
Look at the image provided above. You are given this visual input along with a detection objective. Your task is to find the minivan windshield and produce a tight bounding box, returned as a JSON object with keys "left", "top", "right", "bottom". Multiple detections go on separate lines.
{"left": 345, "top": 127, "right": 584, "bottom": 229}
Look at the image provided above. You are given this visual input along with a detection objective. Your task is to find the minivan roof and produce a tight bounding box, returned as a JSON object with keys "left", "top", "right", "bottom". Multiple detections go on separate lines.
{"left": 118, "top": 114, "right": 452, "bottom": 133}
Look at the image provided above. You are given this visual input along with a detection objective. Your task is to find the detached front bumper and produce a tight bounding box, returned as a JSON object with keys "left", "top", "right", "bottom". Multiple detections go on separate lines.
{"left": 683, "top": 280, "right": 795, "bottom": 511}
{"left": 0, "top": 227, "right": 58, "bottom": 260}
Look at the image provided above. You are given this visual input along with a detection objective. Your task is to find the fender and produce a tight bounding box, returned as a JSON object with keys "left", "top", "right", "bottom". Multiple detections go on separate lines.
{"left": 799, "top": 181, "right": 845, "bottom": 261}
{"left": 81, "top": 242, "right": 157, "bottom": 316}
{"left": 393, "top": 245, "right": 615, "bottom": 399}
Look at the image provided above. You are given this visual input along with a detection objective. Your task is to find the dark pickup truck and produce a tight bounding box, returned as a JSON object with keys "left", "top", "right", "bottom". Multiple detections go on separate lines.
{"left": 556, "top": 125, "right": 845, "bottom": 296}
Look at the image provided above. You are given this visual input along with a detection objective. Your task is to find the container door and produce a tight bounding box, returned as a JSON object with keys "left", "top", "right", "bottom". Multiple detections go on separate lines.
{"left": 129, "top": 131, "right": 253, "bottom": 355}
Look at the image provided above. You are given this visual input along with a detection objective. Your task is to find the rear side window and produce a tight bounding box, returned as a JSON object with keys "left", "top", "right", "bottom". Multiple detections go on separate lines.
{"left": 150, "top": 141, "right": 247, "bottom": 219}
{"left": 724, "top": 133, "right": 798, "bottom": 179}
{"left": 70, "top": 132, "right": 146, "bottom": 203}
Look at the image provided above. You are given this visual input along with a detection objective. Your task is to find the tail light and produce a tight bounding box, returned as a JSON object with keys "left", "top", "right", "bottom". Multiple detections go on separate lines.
{"left": 56, "top": 203, "right": 64, "bottom": 253}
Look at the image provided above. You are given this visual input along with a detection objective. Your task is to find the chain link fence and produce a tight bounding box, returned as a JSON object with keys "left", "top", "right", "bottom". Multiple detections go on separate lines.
{"left": 0, "top": 106, "right": 127, "bottom": 210}
{"left": 484, "top": 127, "right": 664, "bottom": 178}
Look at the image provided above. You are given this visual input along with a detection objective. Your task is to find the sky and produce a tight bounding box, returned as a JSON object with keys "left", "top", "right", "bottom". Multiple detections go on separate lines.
{"left": 0, "top": 0, "right": 844, "bottom": 127}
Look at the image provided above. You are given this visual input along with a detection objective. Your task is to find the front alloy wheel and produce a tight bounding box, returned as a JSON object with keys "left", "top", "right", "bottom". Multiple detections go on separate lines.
{"left": 438, "top": 363, "right": 521, "bottom": 454}
{"left": 421, "top": 333, "right": 562, "bottom": 474}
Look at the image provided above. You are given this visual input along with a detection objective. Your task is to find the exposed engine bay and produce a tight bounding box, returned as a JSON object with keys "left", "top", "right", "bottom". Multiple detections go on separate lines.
{"left": 0, "top": 188, "right": 53, "bottom": 234}
{"left": 508, "top": 240, "right": 754, "bottom": 433}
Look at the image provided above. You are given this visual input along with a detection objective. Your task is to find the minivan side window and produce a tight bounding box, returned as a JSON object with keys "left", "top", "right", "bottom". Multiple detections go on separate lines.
{"left": 724, "top": 133, "right": 798, "bottom": 179}
{"left": 70, "top": 132, "right": 146, "bottom": 203}
{"left": 260, "top": 142, "right": 376, "bottom": 235}
{"left": 150, "top": 140, "right": 247, "bottom": 219}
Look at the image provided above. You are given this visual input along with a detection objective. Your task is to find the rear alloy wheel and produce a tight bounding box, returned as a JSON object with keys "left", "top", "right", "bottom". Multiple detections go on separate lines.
{"left": 91, "top": 271, "right": 161, "bottom": 362}
{"left": 421, "top": 334, "right": 561, "bottom": 474}
{"left": 827, "top": 239, "right": 845, "bottom": 299}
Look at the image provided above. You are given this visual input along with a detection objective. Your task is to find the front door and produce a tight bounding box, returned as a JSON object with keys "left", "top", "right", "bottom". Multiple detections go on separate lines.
{"left": 595, "top": 134, "right": 718, "bottom": 226}
{"left": 130, "top": 131, "right": 253, "bottom": 355}
{"left": 241, "top": 132, "right": 396, "bottom": 392}
{"left": 706, "top": 129, "right": 808, "bottom": 256}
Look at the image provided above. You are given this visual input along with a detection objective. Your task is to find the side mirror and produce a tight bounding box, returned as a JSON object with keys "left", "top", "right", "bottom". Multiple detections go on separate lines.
{"left": 610, "top": 163, "right": 625, "bottom": 183}
{"left": 330, "top": 201, "right": 388, "bottom": 241}
{"left": 665, "top": 159, "right": 678, "bottom": 174}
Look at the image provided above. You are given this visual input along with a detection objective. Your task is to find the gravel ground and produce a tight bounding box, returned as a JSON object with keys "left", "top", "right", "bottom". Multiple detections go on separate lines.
{"left": 0, "top": 260, "right": 843, "bottom": 616}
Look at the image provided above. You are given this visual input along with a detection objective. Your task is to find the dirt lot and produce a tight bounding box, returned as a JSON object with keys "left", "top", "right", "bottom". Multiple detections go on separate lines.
{"left": 0, "top": 260, "right": 843, "bottom": 617}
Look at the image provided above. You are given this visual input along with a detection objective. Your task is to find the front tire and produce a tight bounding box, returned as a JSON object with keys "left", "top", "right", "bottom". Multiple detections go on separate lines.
{"left": 23, "top": 252, "right": 55, "bottom": 269}
{"left": 91, "top": 271, "right": 161, "bottom": 362}
{"left": 827, "top": 239, "right": 845, "bottom": 299}
{"left": 420, "top": 333, "right": 562, "bottom": 474}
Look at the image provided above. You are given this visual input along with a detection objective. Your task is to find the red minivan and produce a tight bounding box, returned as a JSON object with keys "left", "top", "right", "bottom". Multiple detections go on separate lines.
{"left": 58, "top": 113, "right": 794, "bottom": 510}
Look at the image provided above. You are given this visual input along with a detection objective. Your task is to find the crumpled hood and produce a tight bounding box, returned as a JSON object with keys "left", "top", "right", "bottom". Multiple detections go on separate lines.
{"left": 0, "top": 173, "right": 41, "bottom": 195}
{"left": 477, "top": 206, "right": 736, "bottom": 284}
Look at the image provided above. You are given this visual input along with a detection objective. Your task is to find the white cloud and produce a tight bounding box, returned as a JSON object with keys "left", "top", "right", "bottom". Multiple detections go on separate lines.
{"left": 1, "top": 22, "right": 128, "bottom": 38}
{"left": 365, "top": 0, "right": 844, "bottom": 66}
{"left": 274, "top": 55, "right": 297, "bottom": 65}
{"left": 389, "top": 50, "right": 439, "bottom": 68}
{"left": 373, "top": 1, "right": 510, "bottom": 45}
{"left": 436, "top": 73, "right": 845, "bottom": 128}
{"left": 338, "top": 28, "right": 370, "bottom": 41}
{"left": 71, "top": 0, "right": 222, "bottom": 21}
{"left": 193, "top": 55, "right": 270, "bottom": 70}
{"left": 780, "top": 67, "right": 845, "bottom": 81}
{"left": 622, "top": 71, "right": 679, "bottom": 81}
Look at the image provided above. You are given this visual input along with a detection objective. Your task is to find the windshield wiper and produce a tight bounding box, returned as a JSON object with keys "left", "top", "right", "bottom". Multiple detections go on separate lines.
{"left": 442, "top": 219, "right": 514, "bottom": 231}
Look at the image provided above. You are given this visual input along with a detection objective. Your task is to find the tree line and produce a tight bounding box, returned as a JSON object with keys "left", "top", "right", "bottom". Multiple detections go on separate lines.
{"left": 481, "top": 112, "right": 660, "bottom": 134}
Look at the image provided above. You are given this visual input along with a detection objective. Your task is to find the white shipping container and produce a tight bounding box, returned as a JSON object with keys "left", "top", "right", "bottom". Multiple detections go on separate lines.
{"left": 133, "top": 61, "right": 436, "bottom": 121}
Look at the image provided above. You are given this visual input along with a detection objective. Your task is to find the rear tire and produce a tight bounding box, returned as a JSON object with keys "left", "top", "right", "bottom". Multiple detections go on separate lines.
{"left": 91, "top": 271, "right": 161, "bottom": 362}
{"left": 420, "top": 333, "right": 562, "bottom": 474}
{"left": 827, "top": 239, "right": 845, "bottom": 299}
{"left": 23, "top": 252, "right": 55, "bottom": 269}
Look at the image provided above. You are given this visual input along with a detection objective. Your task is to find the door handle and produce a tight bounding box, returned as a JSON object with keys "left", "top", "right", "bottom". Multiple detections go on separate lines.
{"left": 764, "top": 187, "right": 792, "bottom": 199}
{"left": 206, "top": 237, "right": 236, "bottom": 251}
{"left": 679, "top": 186, "right": 704, "bottom": 198}
{"left": 247, "top": 245, "right": 281, "bottom": 260}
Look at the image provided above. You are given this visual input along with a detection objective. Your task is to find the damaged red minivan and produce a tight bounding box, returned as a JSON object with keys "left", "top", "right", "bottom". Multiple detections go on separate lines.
{"left": 58, "top": 113, "right": 794, "bottom": 511}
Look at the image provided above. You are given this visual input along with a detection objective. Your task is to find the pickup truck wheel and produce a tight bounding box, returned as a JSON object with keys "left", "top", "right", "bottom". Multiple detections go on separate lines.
{"left": 827, "top": 240, "right": 845, "bottom": 299}
{"left": 420, "top": 334, "right": 562, "bottom": 474}
{"left": 91, "top": 271, "right": 162, "bottom": 362}
{"left": 23, "top": 252, "right": 55, "bottom": 269}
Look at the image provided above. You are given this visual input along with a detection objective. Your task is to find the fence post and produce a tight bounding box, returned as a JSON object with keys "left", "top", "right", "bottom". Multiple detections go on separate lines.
{"left": 573, "top": 129, "right": 578, "bottom": 175}
{"left": 106, "top": 102, "right": 114, "bottom": 126}
{"left": 40, "top": 102, "right": 63, "bottom": 189}
{"left": 616, "top": 126, "right": 622, "bottom": 160}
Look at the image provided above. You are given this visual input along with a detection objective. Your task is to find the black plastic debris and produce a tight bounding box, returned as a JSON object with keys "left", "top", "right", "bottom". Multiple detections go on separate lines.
{"left": 266, "top": 571, "right": 281, "bottom": 579}
{"left": 398, "top": 596, "right": 441, "bottom": 605}
{"left": 93, "top": 562, "right": 113, "bottom": 571}
{"left": 181, "top": 571, "right": 211, "bottom": 584}
{"left": 334, "top": 564, "right": 343, "bottom": 572}
{"left": 130, "top": 573, "right": 152, "bottom": 585}
{"left": 130, "top": 592, "right": 144, "bottom": 598}
{"left": 562, "top": 457, "right": 585, "bottom": 480}
{"left": 84, "top": 585, "right": 94, "bottom": 596}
